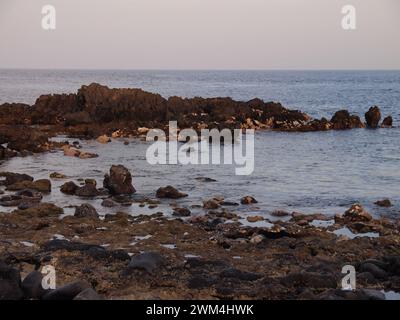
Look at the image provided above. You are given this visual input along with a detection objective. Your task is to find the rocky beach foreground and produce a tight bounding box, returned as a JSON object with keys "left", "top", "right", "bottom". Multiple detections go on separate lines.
{"left": 1, "top": 84, "right": 399, "bottom": 300}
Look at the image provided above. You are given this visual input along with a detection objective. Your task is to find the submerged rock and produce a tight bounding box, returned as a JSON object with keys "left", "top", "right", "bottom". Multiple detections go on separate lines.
{"left": 374, "top": 199, "right": 392, "bottom": 207}
{"left": 103, "top": 165, "right": 135, "bottom": 195}
{"left": 240, "top": 196, "right": 258, "bottom": 205}
{"left": 156, "top": 186, "right": 187, "bottom": 199}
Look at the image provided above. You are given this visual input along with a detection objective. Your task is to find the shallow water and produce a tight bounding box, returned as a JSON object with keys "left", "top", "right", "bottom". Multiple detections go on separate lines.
{"left": 0, "top": 70, "right": 399, "bottom": 219}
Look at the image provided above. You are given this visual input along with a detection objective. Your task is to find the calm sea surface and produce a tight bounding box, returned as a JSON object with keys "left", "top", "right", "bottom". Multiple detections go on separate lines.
{"left": 1, "top": 70, "right": 399, "bottom": 219}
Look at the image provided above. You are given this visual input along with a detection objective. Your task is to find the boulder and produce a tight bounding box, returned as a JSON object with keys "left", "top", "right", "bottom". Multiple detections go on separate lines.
{"left": 73, "top": 288, "right": 103, "bottom": 300}
{"left": 172, "top": 207, "right": 191, "bottom": 217}
{"left": 343, "top": 204, "right": 372, "bottom": 222}
{"left": 13, "top": 203, "right": 63, "bottom": 217}
{"left": 0, "top": 261, "right": 24, "bottom": 300}
{"left": 126, "top": 252, "right": 165, "bottom": 274}
{"left": 6, "top": 179, "right": 51, "bottom": 193}
{"left": 365, "top": 106, "right": 381, "bottom": 128}
{"left": 381, "top": 116, "right": 393, "bottom": 128}
{"left": 43, "top": 280, "right": 91, "bottom": 300}
{"left": 74, "top": 204, "right": 99, "bottom": 219}
{"left": 0, "top": 172, "right": 33, "bottom": 186}
{"left": 240, "top": 196, "right": 258, "bottom": 205}
{"left": 374, "top": 199, "right": 392, "bottom": 207}
{"left": 96, "top": 135, "right": 111, "bottom": 144}
{"left": 21, "top": 271, "right": 50, "bottom": 300}
{"left": 75, "top": 183, "right": 99, "bottom": 197}
{"left": 103, "top": 165, "right": 135, "bottom": 195}
{"left": 156, "top": 186, "right": 188, "bottom": 199}
{"left": 331, "top": 110, "right": 365, "bottom": 130}
{"left": 101, "top": 199, "right": 115, "bottom": 208}
{"left": 60, "top": 181, "right": 79, "bottom": 195}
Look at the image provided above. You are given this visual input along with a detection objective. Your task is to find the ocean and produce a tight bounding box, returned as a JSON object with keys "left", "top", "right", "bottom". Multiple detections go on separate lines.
{"left": 1, "top": 69, "right": 399, "bottom": 219}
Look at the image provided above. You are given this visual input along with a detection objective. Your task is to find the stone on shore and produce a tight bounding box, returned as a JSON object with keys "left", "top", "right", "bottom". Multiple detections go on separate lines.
{"left": 343, "top": 204, "right": 372, "bottom": 222}
{"left": 0, "top": 172, "right": 33, "bottom": 186}
{"left": 156, "top": 186, "right": 188, "bottom": 199}
{"left": 6, "top": 179, "right": 51, "bottom": 193}
{"left": 60, "top": 181, "right": 79, "bottom": 195}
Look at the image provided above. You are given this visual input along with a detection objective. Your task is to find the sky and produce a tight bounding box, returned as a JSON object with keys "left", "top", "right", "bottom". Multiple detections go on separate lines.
{"left": 0, "top": 0, "right": 399, "bottom": 70}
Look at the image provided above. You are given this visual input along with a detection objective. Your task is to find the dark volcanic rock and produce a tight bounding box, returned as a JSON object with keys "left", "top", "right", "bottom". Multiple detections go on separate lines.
{"left": 21, "top": 271, "right": 50, "bottom": 299}
{"left": 0, "top": 172, "right": 33, "bottom": 186}
{"left": 156, "top": 186, "right": 188, "bottom": 199}
{"left": 43, "top": 280, "right": 91, "bottom": 300}
{"left": 0, "top": 261, "right": 24, "bottom": 300}
{"left": 343, "top": 204, "right": 373, "bottom": 222}
{"left": 41, "top": 239, "right": 130, "bottom": 261}
{"left": 127, "top": 252, "right": 165, "bottom": 273}
{"left": 103, "top": 165, "right": 135, "bottom": 195}
{"left": 331, "top": 110, "right": 365, "bottom": 130}
{"left": 60, "top": 181, "right": 79, "bottom": 195}
{"left": 365, "top": 106, "right": 381, "bottom": 128}
{"left": 381, "top": 116, "right": 393, "bottom": 128}
{"left": 374, "top": 199, "right": 392, "bottom": 207}
{"left": 7, "top": 179, "right": 51, "bottom": 193}
{"left": 74, "top": 204, "right": 99, "bottom": 219}
{"left": 75, "top": 183, "right": 99, "bottom": 197}
{"left": 73, "top": 288, "right": 103, "bottom": 300}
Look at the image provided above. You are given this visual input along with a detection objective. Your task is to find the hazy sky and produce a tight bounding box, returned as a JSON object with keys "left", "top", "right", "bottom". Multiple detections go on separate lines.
{"left": 0, "top": 0, "right": 399, "bottom": 69}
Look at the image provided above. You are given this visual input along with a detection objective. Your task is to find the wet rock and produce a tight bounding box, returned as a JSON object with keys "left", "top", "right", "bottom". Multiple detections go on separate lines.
{"left": 374, "top": 199, "right": 392, "bottom": 207}
{"left": 43, "top": 280, "right": 91, "bottom": 300}
{"left": 74, "top": 204, "right": 99, "bottom": 219}
{"left": 156, "top": 186, "right": 187, "bottom": 199}
{"left": 75, "top": 183, "right": 100, "bottom": 197}
{"left": 126, "top": 252, "right": 165, "bottom": 273}
{"left": 271, "top": 210, "right": 290, "bottom": 217}
{"left": 0, "top": 172, "right": 34, "bottom": 186}
{"left": 79, "top": 152, "right": 98, "bottom": 159}
{"left": 0, "top": 261, "right": 24, "bottom": 300}
{"left": 13, "top": 203, "right": 63, "bottom": 217}
{"left": 172, "top": 207, "right": 191, "bottom": 217}
{"left": 63, "top": 146, "right": 81, "bottom": 157}
{"left": 73, "top": 288, "right": 103, "bottom": 300}
{"left": 359, "top": 262, "right": 388, "bottom": 279}
{"left": 247, "top": 216, "right": 264, "bottom": 223}
{"left": 343, "top": 204, "right": 372, "bottom": 222}
{"left": 60, "top": 181, "right": 79, "bottom": 195}
{"left": 331, "top": 110, "right": 365, "bottom": 130}
{"left": 42, "top": 239, "right": 130, "bottom": 261}
{"left": 381, "top": 116, "right": 393, "bottom": 128}
{"left": 21, "top": 271, "right": 49, "bottom": 299}
{"left": 365, "top": 106, "right": 381, "bottom": 128}
{"left": 203, "top": 199, "right": 221, "bottom": 210}
{"left": 101, "top": 199, "right": 115, "bottom": 208}
{"left": 49, "top": 172, "right": 67, "bottom": 179}
{"left": 6, "top": 179, "right": 51, "bottom": 193}
{"left": 96, "top": 135, "right": 111, "bottom": 144}
{"left": 240, "top": 196, "right": 258, "bottom": 205}
{"left": 103, "top": 165, "right": 135, "bottom": 195}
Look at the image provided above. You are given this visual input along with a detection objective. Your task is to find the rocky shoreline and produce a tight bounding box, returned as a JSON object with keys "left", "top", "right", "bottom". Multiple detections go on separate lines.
{"left": 1, "top": 84, "right": 399, "bottom": 300}
{"left": 0, "top": 83, "right": 394, "bottom": 161}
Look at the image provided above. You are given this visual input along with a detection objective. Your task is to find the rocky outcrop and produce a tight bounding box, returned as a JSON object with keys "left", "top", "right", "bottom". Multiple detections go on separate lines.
{"left": 330, "top": 110, "right": 365, "bottom": 130}
{"left": 74, "top": 204, "right": 99, "bottom": 219}
{"left": 365, "top": 106, "right": 381, "bottom": 128}
{"left": 381, "top": 116, "right": 393, "bottom": 128}
{"left": 103, "top": 165, "right": 135, "bottom": 195}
